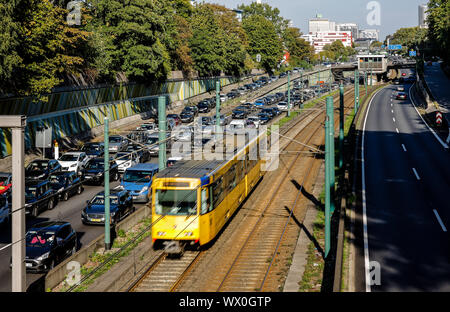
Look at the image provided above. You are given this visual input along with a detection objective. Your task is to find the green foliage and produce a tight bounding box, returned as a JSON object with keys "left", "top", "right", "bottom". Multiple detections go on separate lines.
{"left": 390, "top": 26, "right": 428, "bottom": 51}
{"left": 238, "top": 2, "right": 289, "bottom": 37}
{"left": 242, "top": 15, "right": 283, "bottom": 74}
{"left": 426, "top": 0, "right": 450, "bottom": 62}
{"left": 283, "top": 27, "right": 315, "bottom": 67}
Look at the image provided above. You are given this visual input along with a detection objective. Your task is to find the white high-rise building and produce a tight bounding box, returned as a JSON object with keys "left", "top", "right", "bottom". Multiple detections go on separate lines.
{"left": 302, "top": 31, "right": 353, "bottom": 54}
{"left": 358, "top": 29, "right": 380, "bottom": 41}
{"left": 419, "top": 4, "right": 428, "bottom": 28}
{"left": 309, "top": 14, "right": 335, "bottom": 33}
{"left": 336, "top": 23, "right": 358, "bottom": 41}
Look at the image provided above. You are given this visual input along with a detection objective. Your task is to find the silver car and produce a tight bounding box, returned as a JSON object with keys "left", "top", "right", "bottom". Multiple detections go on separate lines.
{"left": 108, "top": 135, "right": 128, "bottom": 153}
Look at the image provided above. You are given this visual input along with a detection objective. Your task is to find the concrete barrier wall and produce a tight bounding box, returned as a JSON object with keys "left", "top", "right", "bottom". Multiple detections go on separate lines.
{"left": 45, "top": 204, "right": 152, "bottom": 291}
{"left": 0, "top": 76, "right": 239, "bottom": 158}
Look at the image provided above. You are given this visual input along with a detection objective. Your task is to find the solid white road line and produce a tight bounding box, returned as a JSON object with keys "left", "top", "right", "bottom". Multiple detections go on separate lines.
{"left": 409, "top": 83, "right": 449, "bottom": 149}
{"left": 402, "top": 144, "right": 407, "bottom": 152}
{"left": 433, "top": 209, "right": 448, "bottom": 232}
{"left": 361, "top": 86, "right": 386, "bottom": 292}
{"left": 412, "top": 168, "right": 421, "bottom": 180}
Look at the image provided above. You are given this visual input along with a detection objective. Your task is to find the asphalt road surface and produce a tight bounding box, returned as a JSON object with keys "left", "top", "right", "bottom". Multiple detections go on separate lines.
{"left": 360, "top": 71, "right": 450, "bottom": 291}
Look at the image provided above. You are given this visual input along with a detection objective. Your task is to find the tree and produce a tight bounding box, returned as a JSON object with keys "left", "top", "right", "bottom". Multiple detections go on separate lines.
{"left": 426, "top": 0, "right": 450, "bottom": 62}
{"left": 88, "top": 0, "right": 171, "bottom": 83}
{"left": 5, "top": 0, "right": 91, "bottom": 96}
{"left": 238, "top": 2, "right": 289, "bottom": 38}
{"left": 390, "top": 26, "right": 428, "bottom": 54}
{"left": 189, "top": 4, "right": 226, "bottom": 76}
{"left": 0, "top": 1, "right": 22, "bottom": 94}
{"left": 242, "top": 15, "right": 283, "bottom": 74}
{"left": 282, "top": 27, "right": 314, "bottom": 67}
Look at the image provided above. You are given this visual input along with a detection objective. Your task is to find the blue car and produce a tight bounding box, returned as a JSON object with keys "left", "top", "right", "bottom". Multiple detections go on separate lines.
{"left": 120, "top": 163, "right": 159, "bottom": 203}
{"left": 82, "top": 189, "right": 134, "bottom": 225}
{"left": 25, "top": 180, "right": 59, "bottom": 217}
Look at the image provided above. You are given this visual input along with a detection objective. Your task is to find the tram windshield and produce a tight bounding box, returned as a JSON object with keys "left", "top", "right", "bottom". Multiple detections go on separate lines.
{"left": 155, "top": 189, "right": 197, "bottom": 216}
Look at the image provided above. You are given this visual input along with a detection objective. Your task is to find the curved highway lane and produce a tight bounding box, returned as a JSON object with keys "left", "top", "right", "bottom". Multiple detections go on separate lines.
{"left": 361, "top": 75, "right": 450, "bottom": 291}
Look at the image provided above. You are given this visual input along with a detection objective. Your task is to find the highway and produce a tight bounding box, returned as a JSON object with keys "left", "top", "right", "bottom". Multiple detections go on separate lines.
{"left": 360, "top": 70, "right": 450, "bottom": 291}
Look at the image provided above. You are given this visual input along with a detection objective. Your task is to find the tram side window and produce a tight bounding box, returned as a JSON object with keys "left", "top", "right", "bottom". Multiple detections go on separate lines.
{"left": 236, "top": 160, "right": 245, "bottom": 181}
{"left": 210, "top": 176, "right": 224, "bottom": 209}
{"left": 225, "top": 164, "right": 236, "bottom": 192}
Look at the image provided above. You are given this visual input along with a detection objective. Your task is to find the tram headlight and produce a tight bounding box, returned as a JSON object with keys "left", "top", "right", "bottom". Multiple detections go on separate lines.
{"left": 157, "top": 231, "right": 166, "bottom": 236}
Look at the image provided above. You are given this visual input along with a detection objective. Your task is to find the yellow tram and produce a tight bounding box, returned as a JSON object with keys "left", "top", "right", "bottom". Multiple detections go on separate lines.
{"left": 151, "top": 131, "right": 267, "bottom": 251}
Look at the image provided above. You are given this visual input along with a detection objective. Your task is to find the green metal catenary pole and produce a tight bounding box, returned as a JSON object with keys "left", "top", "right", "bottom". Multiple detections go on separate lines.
{"left": 328, "top": 97, "right": 335, "bottom": 214}
{"left": 158, "top": 96, "right": 167, "bottom": 171}
{"left": 324, "top": 98, "right": 331, "bottom": 258}
{"left": 215, "top": 80, "right": 221, "bottom": 136}
{"left": 339, "top": 83, "right": 344, "bottom": 171}
{"left": 287, "top": 71, "right": 291, "bottom": 117}
{"left": 354, "top": 70, "right": 358, "bottom": 113}
{"left": 104, "top": 117, "right": 110, "bottom": 250}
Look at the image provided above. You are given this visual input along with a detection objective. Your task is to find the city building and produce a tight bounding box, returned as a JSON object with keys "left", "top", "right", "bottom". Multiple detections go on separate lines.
{"left": 336, "top": 23, "right": 359, "bottom": 41}
{"left": 309, "top": 14, "right": 336, "bottom": 33}
{"left": 302, "top": 31, "right": 353, "bottom": 53}
{"left": 419, "top": 4, "right": 428, "bottom": 28}
{"left": 358, "top": 29, "right": 380, "bottom": 41}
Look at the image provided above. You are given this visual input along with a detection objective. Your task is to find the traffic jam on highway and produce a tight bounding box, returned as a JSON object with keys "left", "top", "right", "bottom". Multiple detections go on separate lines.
{"left": 0, "top": 70, "right": 344, "bottom": 274}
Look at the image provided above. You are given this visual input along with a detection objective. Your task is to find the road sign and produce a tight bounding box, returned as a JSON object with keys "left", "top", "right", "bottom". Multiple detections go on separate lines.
{"left": 436, "top": 112, "right": 443, "bottom": 125}
{"left": 381, "top": 45, "right": 386, "bottom": 49}
{"left": 35, "top": 125, "right": 52, "bottom": 148}
{"left": 409, "top": 50, "right": 417, "bottom": 57}
{"left": 388, "top": 45, "right": 402, "bottom": 50}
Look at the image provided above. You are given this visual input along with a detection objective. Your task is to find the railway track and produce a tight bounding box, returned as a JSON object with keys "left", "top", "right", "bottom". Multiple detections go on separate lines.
{"left": 124, "top": 87, "right": 356, "bottom": 293}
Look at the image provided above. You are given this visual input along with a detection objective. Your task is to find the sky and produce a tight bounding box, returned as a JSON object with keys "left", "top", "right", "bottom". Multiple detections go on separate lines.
{"left": 204, "top": 0, "right": 428, "bottom": 40}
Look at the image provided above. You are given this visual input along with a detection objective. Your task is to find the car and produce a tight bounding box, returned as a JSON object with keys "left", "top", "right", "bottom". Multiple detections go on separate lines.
{"left": 25, "top": 179, "right": 59, "bottom": 217}
{"left": 14, "top": 221, "right": 77, "bottom": 272}
{"left": 261, "top": 108, "right": 275, "bottom": 119}
{"left": 180, "top": 112, "right": 194, "bottom": 123}
{"left": 82, "top": 190, "right": 134, "bottom": 225}
{"left": 83, "top": 157, "right": 120, "bottom": 185}
{"left": 0, "top": 172, "right": 12, "bottom": 197}
{"left": 0, "top": 195, "right": 9, "bottom": 226}
{"left": 115, "top": 152, "right": 139, "bottom": 174}
{"left": 197, "top": 116, "right": 213, "bottom": 126}
{"left": 173, "top": 126, "right": 194, "bottom": 142}
{"left": 127, "top": 130, "right": 149, "bottom": 144}
{"left": 277, "top": 102, "right": 289, "bottom": 111}
{"left": 232, "top": 109, "right": 248, "bottom": 119}
{"left": 227, "top": 120, "right": 246, "bottom": 133}
{"left": 182, "top": 106, "right": 198, "bottom": 117}
{"left": 271, "top": 107, "right": 282, "bottom": 116}
{"left": 25, "top": 159, "right": 62, "bottom": 181}
{"left": 58, "top": 152, "right": 89, "bottom": 174}
{"left": 126, "top": 143, "right": 150, "bottom": 163}
{"left": 167, "top": 156, "right": 183, "bottom": 167}
{"left": 138, "top": 122, "right": 158, "bottom": 132}
{"left": 49, "top": 171, "right": 84, "bottom": 201}
{"left": 219, "top": 94, "right": 227, "bottom": 102}
{"left": 396, "top": 92, "right": 407, "bottom": 100}
{"left": 197, "top": 102, "right": 210, "bottom": 113}
{"left": 212, "top": 114, "right": 231, "bottom": 126}
{"left": 167, "top": 114, "right": 181, "bottom": 126}
{"left": 108, "top": 135, "right": 128, "bottom": 153}
{"left": 247, "top": 116, "right": 261, "bottom": 128}
{"left": 396, "top": 86, "right": 405, "bottom": 92}
{"left": 258, "top": 113, "right": 270, "bottom": 125}
{"left": 120, "top": 163, "right": 159, "bottom": 203}
{"left": 81, "top": 142, "right": 105, "bottom": 159}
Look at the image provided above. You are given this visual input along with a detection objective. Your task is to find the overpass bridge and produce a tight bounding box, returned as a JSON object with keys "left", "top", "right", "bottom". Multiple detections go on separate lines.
{"left": 331, "top": 55, "right": 416, "bottom": 82}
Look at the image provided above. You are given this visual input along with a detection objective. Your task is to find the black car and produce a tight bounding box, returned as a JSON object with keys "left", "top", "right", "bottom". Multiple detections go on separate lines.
{"left": 16, "top": 221, "right": 77, "bottom": 272}
{"left": 49, "top": 171, "right": 84, "bottom": 201}
{"left": 180, "top": 112, "right": 194, "bottom": 123}
{"left": 126, "top": 143, "right": 150, "bottom": 163}
{"left": 182, "top": 106, "right": 198, "bottom": 117}
{"left": 197, "top": 102, "right": 210, "bottom": 113}
{"left": 258, "top": 113, "right": 270, "bottom": 125}
{"left": 25, "top": 159, "right": 62, "bottom": 181}
{"left": 271, "top": 107, "right": 282, "bottom": 116}
{"left": 81, "top": 142, "right": 105, "bottom": 159}
{"left": 81, "top": 189, "right": 134, "bottom": 225}
{"left": 25, "top": 180, "right": 59, "bottom": 217}
{"left": 232, "top": 109, "right": 248, "bottom": 119}
{"left": 83, "top": 157, "right": 120, "bottom": 185}
{"left": 261, "top": 108, "right": 275, "bottom": 119}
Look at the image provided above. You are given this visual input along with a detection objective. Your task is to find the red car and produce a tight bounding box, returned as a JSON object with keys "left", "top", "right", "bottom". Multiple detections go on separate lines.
{"left": 0, "top": 172, "right": 12, "bottom": 196}
{"left": 166, "top": 114, "right": 181, "bottom": 126}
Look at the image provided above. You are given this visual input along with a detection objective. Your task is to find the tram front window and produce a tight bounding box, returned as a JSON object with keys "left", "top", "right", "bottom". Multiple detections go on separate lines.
{"left": 155, "top": 189, "right": 197, "bottom": 216}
